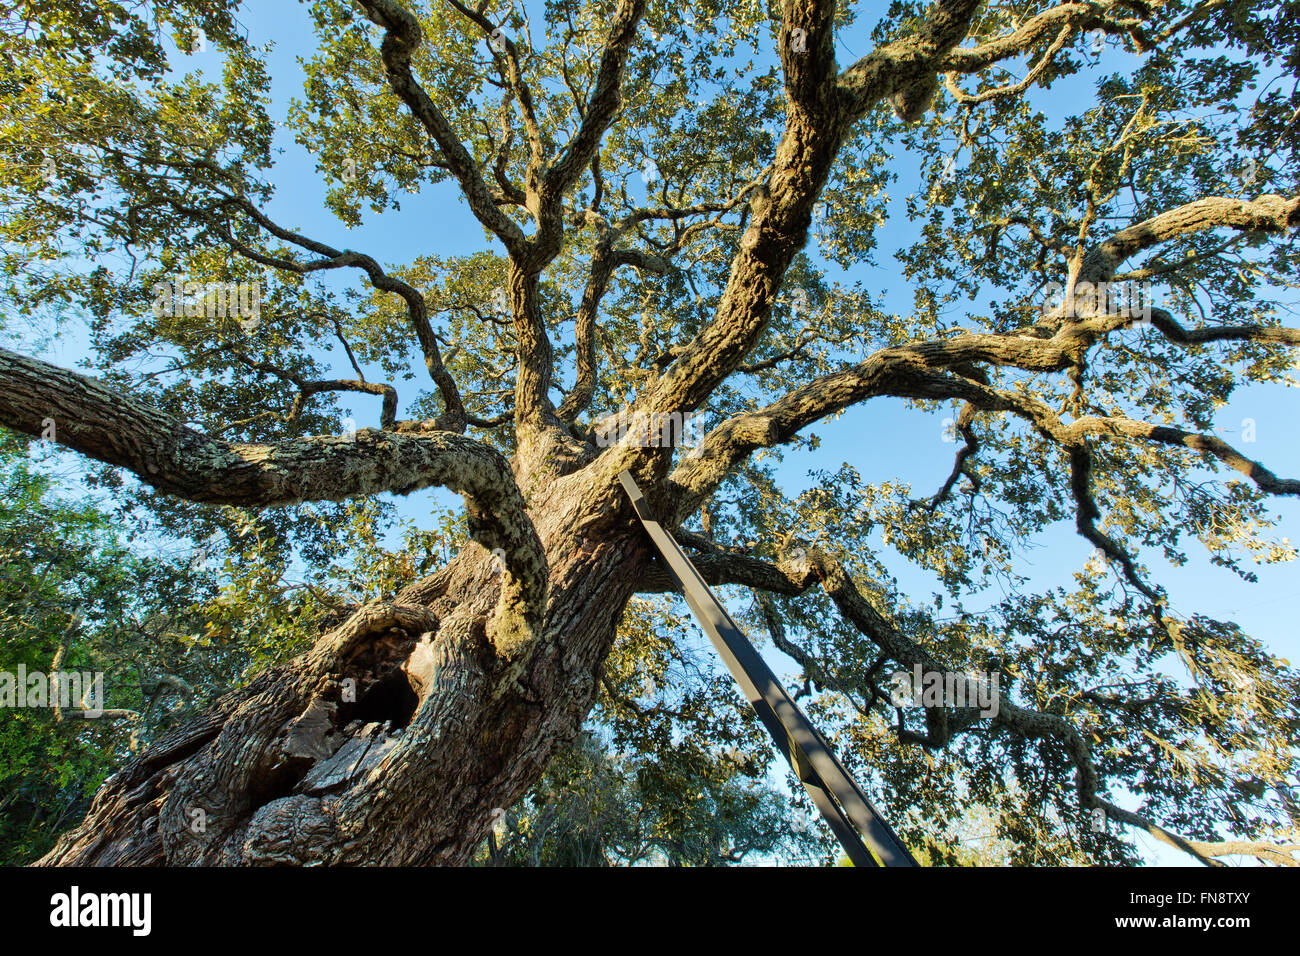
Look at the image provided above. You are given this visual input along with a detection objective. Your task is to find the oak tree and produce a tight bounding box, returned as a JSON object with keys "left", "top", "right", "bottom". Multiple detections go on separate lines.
{"left": 2, "top": 0, "right": 1299, "bottom": 864}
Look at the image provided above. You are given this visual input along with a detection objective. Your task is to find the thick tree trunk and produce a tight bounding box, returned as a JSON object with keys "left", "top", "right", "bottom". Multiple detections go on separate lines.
{"left": 38, "top": 466, "right": 650, "bottom": 865}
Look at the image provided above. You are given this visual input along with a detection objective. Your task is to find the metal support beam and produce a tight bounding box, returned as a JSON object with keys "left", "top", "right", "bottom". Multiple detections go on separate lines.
{"left": 619, "top": 471, "right": 918, "bottom": 867}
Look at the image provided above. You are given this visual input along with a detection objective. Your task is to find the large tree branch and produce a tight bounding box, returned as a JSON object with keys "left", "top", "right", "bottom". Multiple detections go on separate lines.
{"left": 360, "top": 0, "right": 646, "bottom": 464}
{"left": 0, "top": 347, "right": 547, "bottom": 645}
{"left": 357, "top": 0, "right": 528, "bottom": 255}
{"left": 780, "top": 0, "right": 841, "bottom": 112}
{"left": 1067, "top": 442, "right": 1162, "bottom": 602}
{"left": 837, "top": 0, "right": 989, "bottom": 121}
{"left": 640, "top": 538, "right": 1295, "bottom": 865}
{"left": 1031, "top": 192, "right": 1300, "bottom": 335}
{"left": 1075, "top": 193, "right": 1300, "bottom": 288}
{"left": 668, "top": 285, "right": 1300, "bottom": 516}
{"left": 1147, "top": 307, "right": 1300, "bottom": 347}
{"left": 640, "top": 0, "right": 982, "bottom": 431}
{"left": 498, "top": 0, "right": 646, "bottom": 452}
{"left": 1095, "top": 798, "right": 1298, "bottom": 866}
{"left": 940, "top": 1, "right": 1155, "bottom": 76}
{"left": 541, "top": 0, "right": 647, "bottom": 214}
{"left": 666, "top": 337, "right": 1058, "bottom": 515}
{"left": 942, "top": 25, "right": 1074, "bottom": 105}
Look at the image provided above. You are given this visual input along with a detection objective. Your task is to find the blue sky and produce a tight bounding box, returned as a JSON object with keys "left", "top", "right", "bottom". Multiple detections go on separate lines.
{"left": 28, "top": 1, "right": 1300, "bottom": 865}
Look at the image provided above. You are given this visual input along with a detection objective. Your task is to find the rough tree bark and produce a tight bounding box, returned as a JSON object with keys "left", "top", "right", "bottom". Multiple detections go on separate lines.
{"left": 36, "top": 456, "right": 652, "bottom": 865}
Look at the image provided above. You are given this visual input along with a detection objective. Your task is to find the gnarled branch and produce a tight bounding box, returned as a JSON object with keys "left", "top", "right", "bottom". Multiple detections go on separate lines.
{"left": 0, "top": 346, "right": 548, "bottom": 648}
